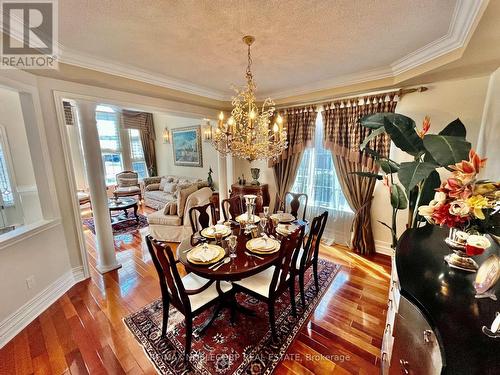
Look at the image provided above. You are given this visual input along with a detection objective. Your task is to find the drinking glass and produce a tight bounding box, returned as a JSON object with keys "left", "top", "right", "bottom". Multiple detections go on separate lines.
{"left": 263, "top": 206, "right": 269, "bottom": 218}
{"left": 260, "top": 217, "right": 268, "bottom": 234}
{"left": 215, "top": 231, "right": 223, "bottom": 244}
{"left": 228, "top": 235, "right": 237, "bottom": 258}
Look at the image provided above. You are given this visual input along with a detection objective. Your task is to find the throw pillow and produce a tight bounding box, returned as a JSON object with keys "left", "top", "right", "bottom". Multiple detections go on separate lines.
{"left": 145, "top": 183, "right": 160, "bottom": 191}
{"left": 159, "top": 177, "right": 169, "bottom": 191}
{"left": 163, "top": 201, "right": 178, "bottom": 215}
{"left": 174, "top": 183, "right": 193, "bottom": 198}
{"left": 177, "top": 184, "right": 198, "bottom": 217}
{"left": 163, "top": 182, "right": 178, "bottom": 194}
{"left": 120, "top": 177, "right": 138, "bottom": 187}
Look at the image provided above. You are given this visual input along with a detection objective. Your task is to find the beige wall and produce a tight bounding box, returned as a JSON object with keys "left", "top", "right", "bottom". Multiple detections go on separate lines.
{"left": 153, "top": 112, "right": 218, "bottom": 186}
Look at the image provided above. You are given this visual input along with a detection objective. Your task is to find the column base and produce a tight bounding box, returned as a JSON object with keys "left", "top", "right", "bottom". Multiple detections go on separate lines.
{"left": 96, "top": 262, "right": 122, "bottom": 274}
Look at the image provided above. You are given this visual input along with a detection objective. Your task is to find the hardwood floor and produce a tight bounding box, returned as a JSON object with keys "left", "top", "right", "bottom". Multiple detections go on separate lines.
{"left": 0, "top": 205, "right": 391, "bottom": 374}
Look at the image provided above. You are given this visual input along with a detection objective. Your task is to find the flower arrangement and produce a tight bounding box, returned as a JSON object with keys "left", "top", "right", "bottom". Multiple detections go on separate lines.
{"left": 418, "top": 150, "right": 499, "bottom": 231}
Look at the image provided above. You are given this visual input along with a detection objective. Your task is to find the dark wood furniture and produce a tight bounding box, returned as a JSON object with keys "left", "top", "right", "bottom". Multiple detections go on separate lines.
{"left": 383, "top": 225, "right": 500, "bottom": 374}
{"left": 145, "top": 235, "right": 232, "bottom": 359}
{"left": 221, "top": 195, "right": 244, "bottom": 221}
{"left": 284, "top": 192, "right": 308, "bottom": 221}
{"left": 113, "top": 170, "right": 142, "bottom": 201}
{"left": 108, "top": 197, "right": 139, "bottom": 225}
{"left": 209, "top": 191, "right": 220, "bottom": 221}
{"left": 291, "top": 211, "right": 328, "bottom": 305}
{"left": 188, "top": 202, "right": 216, "bottom": 234}
{"left": 230, "top": 183, "right": 270, "bottom": 214}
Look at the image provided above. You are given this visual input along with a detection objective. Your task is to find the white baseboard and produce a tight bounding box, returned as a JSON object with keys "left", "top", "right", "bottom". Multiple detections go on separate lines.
{"left": 375, "top": 240, "right": 394, "bottom": 256}
{"left": 0, "top": 266, "right": 88, "bottom": 348}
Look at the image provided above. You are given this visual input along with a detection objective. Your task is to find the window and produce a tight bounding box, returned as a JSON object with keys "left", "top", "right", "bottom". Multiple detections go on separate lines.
{"left": 0, "top": 135, "right": 14, "bottom": 207}
{"left": 129, "top": 128, "right": 148, "bottom": 179}
{"left": 96, "top": 107, "right": 123, "bottom": 185}
{"left": 291, "top": 113, "right": 351, "bottom": 213}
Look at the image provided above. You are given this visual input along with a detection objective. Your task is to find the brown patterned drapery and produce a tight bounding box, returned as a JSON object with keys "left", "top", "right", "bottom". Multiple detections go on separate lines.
{"left": 272, "top": 105, "right": 317, "bottom": 211}
{"left": 323, "top": 93, "right": 398, "bottom": 255}
{"left": 122, "top": 110, "right": 157, "bottom": 176}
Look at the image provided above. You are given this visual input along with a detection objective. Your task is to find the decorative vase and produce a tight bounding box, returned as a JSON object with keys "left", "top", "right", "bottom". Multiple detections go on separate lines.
{"left": 250, "top": 168, "right": 260, "bottom": 185}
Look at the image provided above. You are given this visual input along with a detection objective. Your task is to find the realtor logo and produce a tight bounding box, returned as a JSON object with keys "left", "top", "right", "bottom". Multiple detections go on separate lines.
{"left": 1, "top": 0, "right": 58, "bottom": 69}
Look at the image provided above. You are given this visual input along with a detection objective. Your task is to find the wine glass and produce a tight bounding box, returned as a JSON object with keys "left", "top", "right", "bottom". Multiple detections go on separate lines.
{"left": 228, "top": 235, "right": 237, "bottom": 258}
{"left": 260, "top": 217, "right": 268, "bottom": 234}
{"left": 263, "top": 206, "right": 269, "bottom": 218}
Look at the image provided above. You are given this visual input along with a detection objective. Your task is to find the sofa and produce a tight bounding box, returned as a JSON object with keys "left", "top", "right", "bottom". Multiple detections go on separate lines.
{"left": 143, "top": 175, "right": 203, "bottom": 210}
{"left": 147, "top": 186, "right": 214, "bottom": 242}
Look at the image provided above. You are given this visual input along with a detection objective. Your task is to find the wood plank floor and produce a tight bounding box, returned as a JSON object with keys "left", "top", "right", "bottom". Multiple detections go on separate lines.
{"left": 0, "top": 205, "right": 391, "bottom": 374}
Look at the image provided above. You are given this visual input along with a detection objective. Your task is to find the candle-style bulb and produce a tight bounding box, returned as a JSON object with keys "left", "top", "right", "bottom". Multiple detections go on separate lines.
{"left": 249, "top": 110, "right": 256, "bottom": 120}
{"left": 273, "top": 123, "right": 279, "bottom": 132}
{"left": 228, "top": 117, "right": 235, "bottom": 126}
{"left": 277, "top": 114, "right": 283, "bottom": 124}
{"left": 218, "top": 111, "right": 224, "bottom": 121}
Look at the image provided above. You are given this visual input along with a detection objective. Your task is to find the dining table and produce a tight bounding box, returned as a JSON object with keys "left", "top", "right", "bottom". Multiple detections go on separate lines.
{"left": 176, "top": 218, "right": 307, "bottom": 334}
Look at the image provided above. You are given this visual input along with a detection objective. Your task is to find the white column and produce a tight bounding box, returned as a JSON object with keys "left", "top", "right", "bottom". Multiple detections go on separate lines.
{"left": 217, "top": 154, "right": 228, "bottom": 212}
{"left": 77, "top": 100, "right": 121, "bottom": 274}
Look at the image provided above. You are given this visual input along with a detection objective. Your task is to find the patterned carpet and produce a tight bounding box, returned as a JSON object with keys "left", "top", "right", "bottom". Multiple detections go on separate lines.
{"left": 82, "top": 212, "right": 148, "bottom": 236}
{"left": 124, "top": 259, "right": 341, "bottom": 375}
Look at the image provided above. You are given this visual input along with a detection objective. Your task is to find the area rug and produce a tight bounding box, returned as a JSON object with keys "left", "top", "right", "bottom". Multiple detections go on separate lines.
{"left": 82, "top": 212, "right": 148, "bottom": 236}
{"left": 124, "top": 259, "right": 341, "bottom": 375}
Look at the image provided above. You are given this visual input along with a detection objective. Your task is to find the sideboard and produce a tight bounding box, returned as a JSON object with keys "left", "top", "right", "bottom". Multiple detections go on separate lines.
{"left": 382, "top": 225, "right": 499, "bottom": 374}
{"left": 230, "top": 183, "right": 270, "bottom": 213}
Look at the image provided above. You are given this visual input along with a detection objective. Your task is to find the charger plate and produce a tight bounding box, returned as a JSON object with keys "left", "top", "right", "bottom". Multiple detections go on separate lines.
{"left": 200, "top": 226, "right": 232, "bottom": 239}
{"left": 187, "top": 244, "right": 225, "bottom": 265}
{"left": 246, "top": 238, "right": 280, "bottom": 255}
{"left": 271, "top": 213, "right": 295, "bottom": 223}
{"left": 236, "top": 213, "right": 260, "bottom": 224}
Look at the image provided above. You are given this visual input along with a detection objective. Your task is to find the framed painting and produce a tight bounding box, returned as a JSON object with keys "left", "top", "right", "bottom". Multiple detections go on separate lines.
{"left": 171, "top": 125, "right": 203, "bottom": 167}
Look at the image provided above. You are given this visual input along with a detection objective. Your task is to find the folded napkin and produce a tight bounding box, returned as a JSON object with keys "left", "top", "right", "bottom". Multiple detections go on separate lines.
{"left": 190, "top": 245, "right": 219, "bottom": 262}
{"left": 251, "top": 237, "right": 275, "bottom": 251}
{"left": 277, "top": 223, "right": 298, "bottom": 234}
{"left": 206, "top": 224, "right": 228, "bottom": 235}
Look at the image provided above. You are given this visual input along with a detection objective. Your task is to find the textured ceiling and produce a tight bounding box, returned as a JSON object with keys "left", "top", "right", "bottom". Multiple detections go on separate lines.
{"left": 59, "top": 0, "right": 457, "bottom": 98}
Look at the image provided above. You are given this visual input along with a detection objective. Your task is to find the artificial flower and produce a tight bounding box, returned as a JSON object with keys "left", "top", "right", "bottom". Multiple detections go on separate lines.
{"left": 474, "top": 183, "right": 497, "bottom": 195}
{"left": 439, "top": 178, "right": 473, "bottom": 199}
{"left": 433, "top": 191, "right": 447, "bottom": 205}
{"left": 449, "top": 149, "right": 487, "bottom": 184}
{"left": 418, "top": 204, "right": 435, "bottom": 223}
{"left": 418, "top": 116, "right": 431, "bottom": 138}
{"left": 432, "top": 203, "right": 468, "bottom": 228}
{"left": 449, "top": 200, "right": 470, "bottom": 217}
{"left": 466, "top": 195, "right": 490, "bottom": 220}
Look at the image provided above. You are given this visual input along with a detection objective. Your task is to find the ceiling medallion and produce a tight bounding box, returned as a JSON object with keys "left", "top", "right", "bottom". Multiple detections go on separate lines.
{"left": 212, "top": 35, "right": 287, "bottom": 162}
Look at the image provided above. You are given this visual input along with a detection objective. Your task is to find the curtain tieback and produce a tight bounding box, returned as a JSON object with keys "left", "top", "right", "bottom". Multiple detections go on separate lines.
{"left": 349, "top": 196, "right": 374, "bottom": 232}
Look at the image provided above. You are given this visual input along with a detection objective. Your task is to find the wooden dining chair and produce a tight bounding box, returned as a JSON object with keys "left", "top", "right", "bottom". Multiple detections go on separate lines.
{"left": 188, "top": 202, "right": 217, "bottom": 234}
{"left": 145, "top": 235, "right": 232, "bottom": 358}
{"left": 221, "top": 195, "right": 244, "bottom": 221}
{"left": 284, "top": 192, "right": 308, "bottom": 221}
{"left": 290, "top": 211, "right": 328, "bottom": 306}
{"left": 232, "top": 226, "right": 305, "bottom": 341}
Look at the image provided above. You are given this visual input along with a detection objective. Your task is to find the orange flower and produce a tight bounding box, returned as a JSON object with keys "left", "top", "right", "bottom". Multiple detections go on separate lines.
{"left": 418, "top": 116, "right": 431, "bottom": 138}
{"left": 449, "top": 149, "right": 487, "bottom": 184}
{"left": 438, "top": 178, "right": 473, "bottom": 200}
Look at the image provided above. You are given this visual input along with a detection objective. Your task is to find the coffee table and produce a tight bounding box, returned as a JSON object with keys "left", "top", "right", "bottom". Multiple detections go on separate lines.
{"left": 108, "top": 197, "right": 139, "bottom": 226}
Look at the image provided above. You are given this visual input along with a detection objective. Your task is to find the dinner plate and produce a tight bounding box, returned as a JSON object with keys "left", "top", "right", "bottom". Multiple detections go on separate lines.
{"left": 235, "top": 213, "right": 260, "bottom": 224}
{"left": 271, "top": 212, "right": 295, "bottom": 223}
{"left": 246, "top": 238, "right": 280, "bottom": 255}
{"left": 187, "top": 244, "right": 225, "bottom": 265}
{"left": 200, "top": 225, "right": 232, "bottom": 239}
{"left": 276, "top": 224, "right": 298, "bottom": 236}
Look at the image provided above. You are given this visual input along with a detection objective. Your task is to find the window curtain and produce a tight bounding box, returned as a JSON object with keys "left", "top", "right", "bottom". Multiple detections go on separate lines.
{"left": 122, "top": 110, "right": 157, "bottom": 176}
{"left": 271, "top": 105, "right": 317, "bottom": 211}
{"left": 323, "top": 93, "right": 398, "bottom": 255}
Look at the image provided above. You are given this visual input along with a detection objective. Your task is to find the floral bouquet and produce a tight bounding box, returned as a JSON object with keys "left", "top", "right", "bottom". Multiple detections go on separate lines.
{"left": 418, "top": 150, "right": 500, "bottom": 255}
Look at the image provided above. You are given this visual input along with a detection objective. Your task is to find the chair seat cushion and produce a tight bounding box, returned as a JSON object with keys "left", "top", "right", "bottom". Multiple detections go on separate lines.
{"left": 147, "top": 210, "right": 182, "bottom": 226}
{"left": 234, "top": 266, "right": 288, "bottom": 298}
{"left": 115, "top": 186, "right": 141, "bottom": 193}
{"left": 182, "top": 273, "right": 232, "bottom": 311}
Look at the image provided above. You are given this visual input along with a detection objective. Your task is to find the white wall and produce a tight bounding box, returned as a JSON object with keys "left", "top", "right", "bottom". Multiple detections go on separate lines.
{"left": 153, "top": 112, "right": 218, "bottom": 187}
{"left": 372, "top": 75, "right": 491, "bottom": 251}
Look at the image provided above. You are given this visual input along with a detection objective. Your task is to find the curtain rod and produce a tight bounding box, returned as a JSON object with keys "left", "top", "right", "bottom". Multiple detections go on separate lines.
{"left": 275, "top": 86, "right": 428, "bottom": 110}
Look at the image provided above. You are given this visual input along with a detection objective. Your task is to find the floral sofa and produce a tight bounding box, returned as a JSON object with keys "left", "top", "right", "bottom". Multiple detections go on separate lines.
{"left": 143, "top": 175, "right": 204, "bottom": 210}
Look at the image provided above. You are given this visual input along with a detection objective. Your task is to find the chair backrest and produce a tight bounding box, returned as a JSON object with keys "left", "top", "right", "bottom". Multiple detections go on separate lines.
{"left": 222, "top": 195, "right": 244, "bottom": 221}
{"left": 116, "top": 170, "right": 138, "bottom": 187}
{"left": 301, "top": 211, "right": 328, "bottom": 269}
{"left": 189, "top": 202, "right": 216, "bottom": 233}
{"left": 284, "top": 192, "right": 308, "bottom": 221}
{"left": 145, "top": 235, "right": 190, "bottom": 313}
{"left": 269, "top": 226, "right": 305, "bottom": 297}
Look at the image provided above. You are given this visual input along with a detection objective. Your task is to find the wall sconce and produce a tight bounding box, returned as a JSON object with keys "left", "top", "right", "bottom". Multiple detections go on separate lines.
{"left": 163, "top": 127, "right": 170, "bottom": 143}
{"left": 203, "top": 120, "right": 213, "bottom": 142}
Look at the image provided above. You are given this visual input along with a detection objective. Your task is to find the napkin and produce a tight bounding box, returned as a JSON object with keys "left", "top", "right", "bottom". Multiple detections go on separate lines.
{"left": 251, "top": 238, "right": 275, "bottom": 251}
{"left": 190, "top": 245, "right": 219, "bottom": 262}
{"left": 277, "top": 223, "right": 298, "bottom": 234}
{"left": 206, "top": 224, "right": 228, "bottom": 235}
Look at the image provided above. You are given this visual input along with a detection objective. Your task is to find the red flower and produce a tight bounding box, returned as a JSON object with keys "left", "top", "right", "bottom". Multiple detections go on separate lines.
{"left": 431, "top": 203, "right": 468, "bottom": 228}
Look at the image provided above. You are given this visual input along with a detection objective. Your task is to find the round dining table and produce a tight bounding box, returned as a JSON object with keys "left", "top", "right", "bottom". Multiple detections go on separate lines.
{"left": 176, "top": 219, "right": 306, "bottom": 333}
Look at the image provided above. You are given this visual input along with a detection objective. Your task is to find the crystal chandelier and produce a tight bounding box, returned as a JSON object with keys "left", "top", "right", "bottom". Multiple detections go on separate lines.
{"left": 212, "top": 35, "right": 287, "bottom": 162}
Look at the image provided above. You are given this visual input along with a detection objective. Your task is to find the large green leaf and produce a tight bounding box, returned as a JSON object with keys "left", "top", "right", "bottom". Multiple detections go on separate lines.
{"left": 439, "top": 118, "right": 466, "bottom": 138}
{"left": 360, "top": 127, "right": 385, "bottom": 150}
{"left": 390, "top": 184, "right": 408, "bottom": 210}
{"left": 360, "top": 113, "right": 414, "bottom": 129}
{"left": 397, "top": 161, "right": 438, "bottom": 192}
{"left": 350, "top": 171, "right": 383, "bottom": 180}
{"left": 363, "top": 147, "right": 383, "bottom": 159}
{"left": 378, "top": 159, "right": 400, "bottom": 173}
{"left": 383, "top": 116, "right": 423, "bottom": 156}
{"left": 423, "top": 135, "right": 471, "bottom": 167}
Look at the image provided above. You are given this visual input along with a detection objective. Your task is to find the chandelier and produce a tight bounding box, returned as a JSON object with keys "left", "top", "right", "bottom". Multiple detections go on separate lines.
{"left": 211, "top": 35, "right": 287, "bottom": 162}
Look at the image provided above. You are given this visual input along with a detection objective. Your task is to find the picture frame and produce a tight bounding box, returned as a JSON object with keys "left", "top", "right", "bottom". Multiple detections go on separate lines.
{"left": 171, "top": 125, "right": 203, "bottom": 167}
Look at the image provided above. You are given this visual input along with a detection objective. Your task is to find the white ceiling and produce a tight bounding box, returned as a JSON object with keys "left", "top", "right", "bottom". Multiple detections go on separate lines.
{"left": 58, "top": 0, "right": 483, "bottom": 100}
